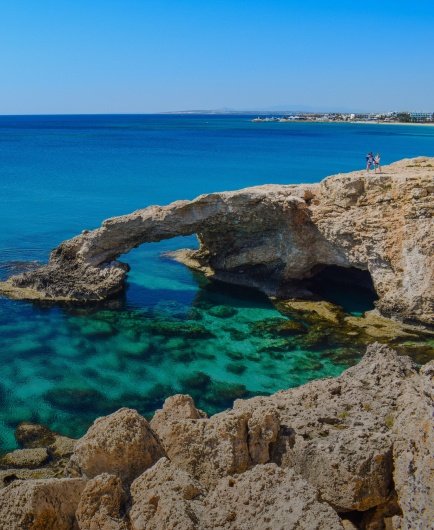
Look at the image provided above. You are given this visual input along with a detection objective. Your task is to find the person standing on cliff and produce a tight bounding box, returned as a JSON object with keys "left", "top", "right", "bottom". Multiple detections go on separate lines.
{"left": 374, "top": 153, "right": 381, "bottom": 173}
{"left": 366, "top": 152, "right": 374, "bottom": 172}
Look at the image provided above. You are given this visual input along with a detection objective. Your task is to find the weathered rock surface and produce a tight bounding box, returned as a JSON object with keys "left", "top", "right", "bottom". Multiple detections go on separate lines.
{"left": 0, "top": 467, "right": 57, "bottom": 488}
{"left": 392, "top": 360, "right": 434, "bottom": 530}
{"left": 0, "top": 478, "right": 86, "bottom": 530}
{"left": 0, "top": 447, "right": 49, "bottom": 469}
{"left": 129, "top": 457, "right": 205, "bottom": 530}
{"left": 150, "top": 395, "right": 279, "bottom": 486}
{"left": 202, "top": 464, "right": 345, "bottom": 530}
{"left": 233, "top": 343, "right": 418, "bottom": 512}
{"left": 15, "top": 422, "right": 56, "bottom": 448}
{"left": 0, "top": 344, "right": 432, "bottom": 529}
{"left": 76, "top": 473, "right": 128, "bottom": 530}
{"left": 1, "top": 157, "right": 433, "bottom": 324}
{"left": 68, "top": 408, "right": 165, "bottom": 484}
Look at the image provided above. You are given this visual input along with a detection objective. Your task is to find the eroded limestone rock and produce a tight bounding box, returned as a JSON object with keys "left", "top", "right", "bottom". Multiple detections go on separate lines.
{"left": 0, "top": 344, "right": 432, "bottom": 528}
{"left": 129, "top": 457, "right": 205, "bottom": 530}
{"left": 0, "top": 478, "right": 86, "bottom": 530}
{"left": 202, "top": 464, "right": 344, "bottom": 530}
{"left": 0, "top": 448, "right": 49, "bottom": 469}
{"left": 233, "top": 343, "right": 420, "bottom": 512}
{"left": 392, "top": 360, "right": 434, "bottom": 529}
{"left": 69, "top": 408, "right": 165, "bottom": 484}
{"left": 2, "top": 158, "right": 433, "bottom": 325}
{"left": 151, "top": 396, "right": 279, "bottom": 487}
{"left": 76, "top": 473, "right": 129, "bottom": 530}
{"left": 0, "top": 467, "right": 57, "bottom": 489}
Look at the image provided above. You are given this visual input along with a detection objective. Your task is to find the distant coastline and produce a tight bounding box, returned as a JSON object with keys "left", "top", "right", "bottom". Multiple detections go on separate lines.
{"left": 252, "top": 118, "right": 434, "bottom": 126}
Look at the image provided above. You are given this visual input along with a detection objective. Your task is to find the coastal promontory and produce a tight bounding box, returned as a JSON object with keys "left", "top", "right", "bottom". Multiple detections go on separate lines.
{"left": 1, "top": 157, "right": 432, "bottom": 326}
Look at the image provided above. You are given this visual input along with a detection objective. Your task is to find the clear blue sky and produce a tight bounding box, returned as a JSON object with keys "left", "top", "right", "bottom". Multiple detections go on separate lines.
{"left": 1, "top": 0, "right": 433, "bottom": 114}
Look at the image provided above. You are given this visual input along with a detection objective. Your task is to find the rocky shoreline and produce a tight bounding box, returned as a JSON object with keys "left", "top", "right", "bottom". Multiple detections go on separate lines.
{"left": 0, "top": 158, "right": 432, "bottom": 528}
{"left": 1, "top": 157, "right": 433, "bottom": 326}
{"left": 0, "top": 343, "right": 432, "bottom": 529}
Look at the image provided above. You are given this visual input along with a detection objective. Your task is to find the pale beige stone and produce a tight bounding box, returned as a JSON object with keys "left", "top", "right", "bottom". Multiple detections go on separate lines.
{"left": 2, "top": 157, "right": 433, "bottom": 325}
{"left": 76, "top": 473, "right": 128, "bottom": 530}
{"left": 69, "top": 408, "right": 165, "bottom": 484}
{"left": 233, "top": 343, "right": 418, "bottom": 512}
{"left": 202, "top": 464, "right": 344, "bottom": 530}
{"left": 0, "top": 447, "right": 49, "bottom": 469}
{"left": 151, "top": 399, "right": 279, "bottom": 487}
{"left": 151, "top": 394, "right": 207, "bottom": 423}
{"left": 0, "top": 467, "right": 57, "bottom": 489}
{"left": 49, "top": 435, "right": 77, "bottom": 458}
{"left": 129, "top": 457, "right": 205, "bottom": 530}
{"left": 392, "top": 360, "right": 434, "bottom": 529}
{"left": 0, "top": 478, "right": 85, "bottom": 530}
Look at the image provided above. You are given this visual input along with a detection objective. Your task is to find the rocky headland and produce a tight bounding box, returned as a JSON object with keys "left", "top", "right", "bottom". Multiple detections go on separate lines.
{"left": 0, "top": 343, "right": 432, "bottom": 529}
{"left": 0, "top": 158, "right": 433, "bottom": 528}
{"left": 1, "top": 157, "right": 433, "bottom": 326}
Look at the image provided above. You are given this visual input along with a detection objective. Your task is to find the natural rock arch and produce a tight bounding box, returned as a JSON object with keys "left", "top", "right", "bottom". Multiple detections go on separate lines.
{"left": 1, "top": 157, "right": 433, "bottom": 325}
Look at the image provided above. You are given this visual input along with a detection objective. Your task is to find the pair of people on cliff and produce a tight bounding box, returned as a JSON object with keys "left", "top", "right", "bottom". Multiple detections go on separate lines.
{"left": 366, "top": 152, "right": 381, "bottom": 173}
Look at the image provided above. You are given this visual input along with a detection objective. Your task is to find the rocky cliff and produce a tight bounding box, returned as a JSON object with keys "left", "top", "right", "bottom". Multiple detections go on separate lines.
{"left": 1, "top": 157, "right": 433, "bottom": 325}
{"left": 0, "top": 344, "right": 432, "bottom": 529}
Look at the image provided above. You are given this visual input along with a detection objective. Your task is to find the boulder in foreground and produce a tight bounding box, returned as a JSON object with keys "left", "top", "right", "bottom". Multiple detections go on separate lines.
{"left": 68, "top": 408, "right": 165, "bottom": 484}
{"left": 0, "top": 478, "right": 86, "bottom": 530}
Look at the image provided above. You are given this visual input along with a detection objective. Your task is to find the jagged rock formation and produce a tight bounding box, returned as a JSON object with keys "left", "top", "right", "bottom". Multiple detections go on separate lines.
{"left": 150, "top": 395, "right": 279, "bottom": 487}
{"left": 75, "top": 473, "right": 129, "bottom": 530}
{"left": 0, "top": 478, "right": 86, "bottom": 530}
{"left": 1, "top": 157, "right": 433, "bottom": 325}
{"left": 0, "top": 344, "right": 432, "bottom": 529}
{"left": 67, "top": 408, "right": 165, "bottom": 484}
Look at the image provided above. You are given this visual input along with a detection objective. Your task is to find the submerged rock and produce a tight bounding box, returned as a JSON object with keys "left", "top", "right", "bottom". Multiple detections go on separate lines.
{"left": 250, "top": 317, "right": 307, "bottom": 337}
{"left": 147, "top": 320, "right": 215, "bottom": 339}
{"left": 44, "top": 387, "right": 108, "bottom": 414}
{"left": 179, "top": 371, "right": 212, "bottom": 391}
{"left": 225, "top": 362, "right": 247, "bottom": 375}
{"left": 207, "top": 305, "right": 238, "bottom": 318}
{"left": 15, "top": 422, "right": 56, "bottom": 449}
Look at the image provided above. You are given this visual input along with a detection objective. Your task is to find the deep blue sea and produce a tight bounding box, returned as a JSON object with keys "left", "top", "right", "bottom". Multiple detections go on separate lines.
{"left": 1, "top": 115, "right": 433, "bottom": 452}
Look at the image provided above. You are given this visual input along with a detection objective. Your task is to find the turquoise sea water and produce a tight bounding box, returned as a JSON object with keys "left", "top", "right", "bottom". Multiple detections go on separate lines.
{"left": 1, "top": 115, "right": 434, "bottom": 452}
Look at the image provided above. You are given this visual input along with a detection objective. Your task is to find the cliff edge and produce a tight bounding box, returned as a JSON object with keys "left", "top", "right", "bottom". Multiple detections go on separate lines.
{"left": 1, "top": 156, "right": 433, "bottom": 325}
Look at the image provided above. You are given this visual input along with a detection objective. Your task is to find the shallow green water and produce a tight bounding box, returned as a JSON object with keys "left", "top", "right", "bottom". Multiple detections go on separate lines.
{"left": 0, "top": 238, "right": 374, "bottom": 452}
{"left": 2, "top": 115, "right": 433, "bottom": 453}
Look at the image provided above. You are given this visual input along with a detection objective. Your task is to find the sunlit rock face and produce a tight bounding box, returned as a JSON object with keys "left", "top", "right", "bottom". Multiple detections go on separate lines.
{"left": 1, "top": 344, "right": 432, "bottom": 529}
{"left": 1, "top": 157, "right": 433, "bottom": 325}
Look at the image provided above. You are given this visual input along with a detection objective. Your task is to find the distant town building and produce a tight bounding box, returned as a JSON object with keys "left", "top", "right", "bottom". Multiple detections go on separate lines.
{"left": 410, "top": 112, "right": 434, "bottom": 122}
{"left": 252, "top": 110, "right": 433, "bottom": 124}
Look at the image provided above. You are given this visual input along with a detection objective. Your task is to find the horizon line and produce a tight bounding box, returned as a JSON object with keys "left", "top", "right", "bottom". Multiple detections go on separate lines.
{"left": 0, "top": 109, "right": 432, "bottom": 117}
